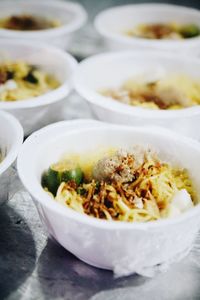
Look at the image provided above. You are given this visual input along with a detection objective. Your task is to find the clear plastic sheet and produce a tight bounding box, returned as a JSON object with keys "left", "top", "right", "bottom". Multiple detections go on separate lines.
{"left": 113, "top": 244, "right": 193, "bottom": 278}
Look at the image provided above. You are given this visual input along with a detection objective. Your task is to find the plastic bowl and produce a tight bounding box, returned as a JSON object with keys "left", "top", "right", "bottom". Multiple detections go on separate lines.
{"left": 0, "top": 40, "right": 77, "bottom": 136}
{"left": 74, "top": 51, "right": 200, "bottom": 139}
{"left": 94, "top": 3, "right": 200, "bottom": 55}
{"left": 0, "top": 110, "right": 23, "bottom": 205}
{"left": 0, "top": 0, "right": 87, "bottom": 50}
{"left": 17, "top": 119, "right": 200, "bottom": 276}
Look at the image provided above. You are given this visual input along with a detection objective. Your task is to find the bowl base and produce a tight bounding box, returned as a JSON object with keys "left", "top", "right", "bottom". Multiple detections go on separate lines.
{"left": 75, "top": 254, "right": 112, "bottom": 271}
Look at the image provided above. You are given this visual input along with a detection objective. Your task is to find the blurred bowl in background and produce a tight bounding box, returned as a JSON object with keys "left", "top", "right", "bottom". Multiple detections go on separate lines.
{"left": 0, "top": 0, "right": 87, "bottom": 50}
{"left": 74, "top": 51, "right": 200, "bottom": 139}
{"left": 94, "top": 4, "right": 200, "bottom": 56}
{"left": 0, "top": 110, "right": 23, "bottom": 205}
{"left": 0, "top": 40, "right": 77, "bottom": 136}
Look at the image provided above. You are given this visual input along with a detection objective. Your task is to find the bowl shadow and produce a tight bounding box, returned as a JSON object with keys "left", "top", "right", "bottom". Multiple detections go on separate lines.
{"left": 37, "top": 238, "right": 149, "bottom": 300}
{"left": 0, "top": 204, "right": 36, "bottom": 299}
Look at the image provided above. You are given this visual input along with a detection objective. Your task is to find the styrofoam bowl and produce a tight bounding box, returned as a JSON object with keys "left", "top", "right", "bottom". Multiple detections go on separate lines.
{"left": 0, "top": 0, "right": 87, "bottom": 50}
{"left": 17, "top": 119, "right": 200, "bottom": 276}
{"left": 0, "top": 110, "right": 23, "bottom": 205}
{"left": 94, "top": 4, "right": 200, "bottom": 55}
{"left": 74, "top": 51, "right": 200, "bottom": 139}
{"left": 0, "top": 40, "right": 77, "bottom": 136}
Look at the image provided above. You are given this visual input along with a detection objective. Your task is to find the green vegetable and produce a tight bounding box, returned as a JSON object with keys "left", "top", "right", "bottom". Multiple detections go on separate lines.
{"left": 180, "top": 24, "right": 200, "bottom": 38}
{"left": 77, "top": 187, "right": 87, "bottom": 196}
{"left": 62, "top": 167, "right": 83, "bottom": 185}
{"left": 95, "top": 181, "right": 100, "bottom": 193}
{"left": 41, "top": 164, "right": 84, "bottom": 196}
{"left": 42, "top": 168, "right": 61, "bottom": 196}
{"left": 6, "top": 71, "right": 14, "bottom": 80}
{"left": 24, "top": 71, "right": 38, "bottom": 84}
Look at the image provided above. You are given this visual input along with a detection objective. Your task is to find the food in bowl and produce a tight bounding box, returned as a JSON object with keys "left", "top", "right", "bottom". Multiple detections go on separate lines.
{"left": 101, "top": 73, "right": 200, "bottom": 110}
{"left": 126, "top": 23, "right": 200, "bottom": 40}
{"left": 42, "top": 146, "right": 196, "bottom": 222}
{"left": 0, "top": 1, "right": 87, "bottom": 50}
{"left": 0, "top": 61, "right": 60, "bottom": 101}
{"left": 0, "top": 15, "right": 60, "bottom": 31}
{"left": 17, "top": 120, "right": 200, "bottom": 274}
{"left": 0, "top": 110, "right": 23, "bottom": 205}
{"left": 0, "top": 149, "right": 3, "bottom": 163}
{"left": 0, "top": 147, "right": 6, "bottom": 164}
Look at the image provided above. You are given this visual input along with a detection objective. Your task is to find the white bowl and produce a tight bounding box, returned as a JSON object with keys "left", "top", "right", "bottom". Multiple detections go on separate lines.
{"left": 0, "top": 40, "right": 77, "bottom": 136}
{"left": 17, "top": 119, "right": 200, "bottom": 276}
{"left": 95, "top": 4, "right": 200, "bottom": 55}
{"left": 74, "top": 51, "right": 200, "bottom": 139}
{"left": 0, "top": 110, "right": 23, "bottom": 204}
{"left": 0, "top": 0, "right": 87, "bottom": 50}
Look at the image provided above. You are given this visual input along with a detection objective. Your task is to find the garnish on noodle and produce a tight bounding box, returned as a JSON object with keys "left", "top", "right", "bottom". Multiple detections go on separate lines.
{"left": 0, "top": 61, "right": 60, "bottom": 101}
{"left": 42, "top": 146, "right": 196, "bottom": 222}
{"left": 101, "top": 74, "right": 200, "bottom": 110}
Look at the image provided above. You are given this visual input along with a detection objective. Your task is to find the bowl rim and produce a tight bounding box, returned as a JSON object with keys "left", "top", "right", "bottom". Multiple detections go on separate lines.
{"left": 0, "top": 0, "right": 87, "bottom": 37}
{"left": 94, "top": 3, "right": 200, "bottom": 48}
{"left": 0, "top": 39, "right": 77, "bottom": 109}
{"left": 17, "top": 119, "right": 200, "bottom": 230}
{"left": 0, "top": 110, "right": 23, "bottom": 175}
{"left": 74, "top": 50, "right": 200, "bottom": 119}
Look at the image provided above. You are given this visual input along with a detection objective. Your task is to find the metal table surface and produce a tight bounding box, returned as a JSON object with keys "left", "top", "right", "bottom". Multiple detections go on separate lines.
{"left": 1, "top": 93, "right": 200, "bottom": 300}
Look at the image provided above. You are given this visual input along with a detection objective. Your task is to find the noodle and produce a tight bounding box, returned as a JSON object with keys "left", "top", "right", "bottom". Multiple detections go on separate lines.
{"left": 0, "top": 15, "right": 60, "bottom": 31}
{"left": 126, "top": 23, "right": 200, "bottom": 39}
{"left": 101, "top": 74, "right": 200, "bottom": 110}
{"left": 0, "top": 61, "right": 60, "bottom": 101}
{"left": 42, "top": 147, "right": 196, "bottom": 222}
